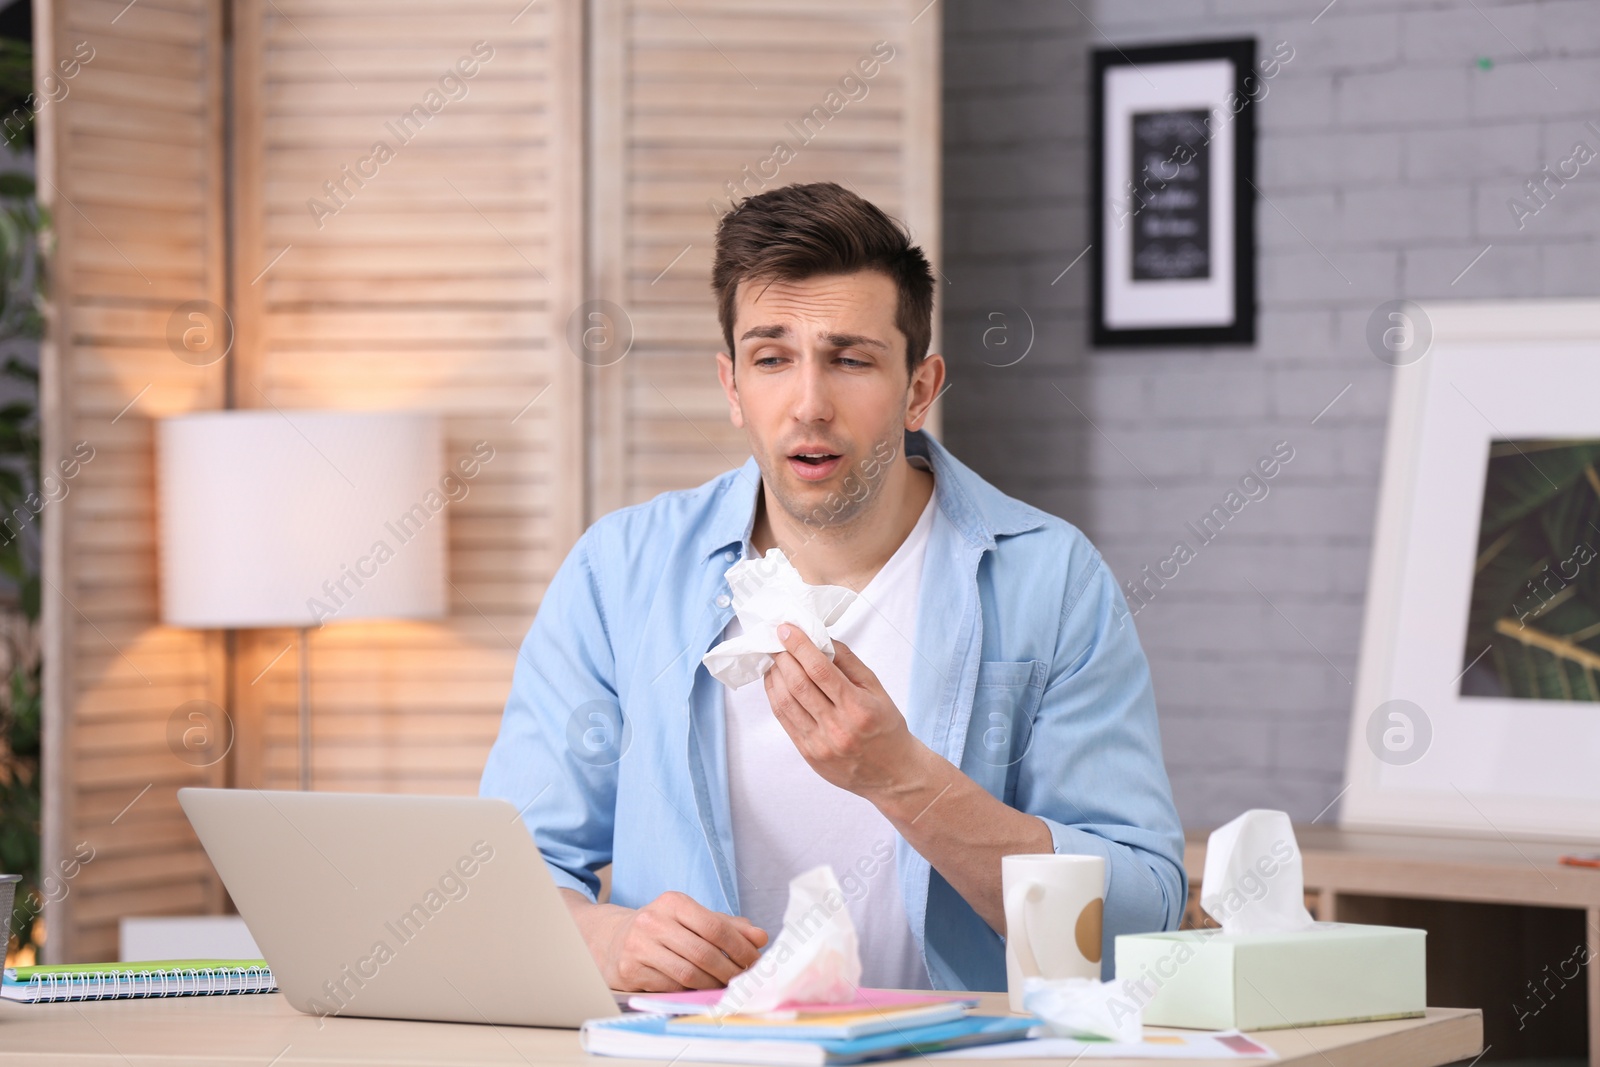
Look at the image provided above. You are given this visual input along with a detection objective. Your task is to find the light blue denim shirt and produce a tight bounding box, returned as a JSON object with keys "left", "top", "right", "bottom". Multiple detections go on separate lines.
{"left": 480, "top": 428, "right": 1187, "bottom": 989}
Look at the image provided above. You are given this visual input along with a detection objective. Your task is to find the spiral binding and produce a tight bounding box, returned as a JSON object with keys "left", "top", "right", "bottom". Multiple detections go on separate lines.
{"left": 15, "top": 964, "right": 276, "bottom": 1003}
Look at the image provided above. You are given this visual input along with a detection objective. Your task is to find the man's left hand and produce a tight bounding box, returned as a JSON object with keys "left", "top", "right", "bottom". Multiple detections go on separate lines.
{"left": 764, "top": 624, "right": 928, "bottom": 800}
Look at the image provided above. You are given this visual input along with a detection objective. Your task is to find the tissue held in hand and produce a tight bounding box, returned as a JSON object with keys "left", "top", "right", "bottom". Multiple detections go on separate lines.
{"left": 702, "top": 548, "right": 858, "bottom": 689}
{"left": 715, "top": 866, "right": 862, "bottom": 1015}
{"left": 1200, "top": 808, "right": 1316, "bottom": 934}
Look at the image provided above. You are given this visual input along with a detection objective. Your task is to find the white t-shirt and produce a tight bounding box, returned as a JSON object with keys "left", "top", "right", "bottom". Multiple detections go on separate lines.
{"left": 721, "top": 488, "right": 939, "bottom": 990}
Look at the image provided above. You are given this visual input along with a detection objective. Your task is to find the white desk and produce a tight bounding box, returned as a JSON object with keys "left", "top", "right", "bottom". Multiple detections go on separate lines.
{"left": 0, "top": 990, "right": 1482, "bottom": 1067}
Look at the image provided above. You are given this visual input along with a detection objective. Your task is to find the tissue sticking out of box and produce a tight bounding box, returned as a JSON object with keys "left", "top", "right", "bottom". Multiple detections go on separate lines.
{"left": 1200, "top": 808, "right": 1317, "bottom": 934}
{"left": 714, "top": 865, "right": 862, "bottom": 1015}
{"left": 702, "top": 548, "right": 858, "bottom": 689}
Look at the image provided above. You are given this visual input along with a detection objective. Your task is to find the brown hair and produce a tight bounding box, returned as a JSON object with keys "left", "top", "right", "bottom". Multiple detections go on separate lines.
{"left": 712, "top": 182, "right": 934, "bottom": 376}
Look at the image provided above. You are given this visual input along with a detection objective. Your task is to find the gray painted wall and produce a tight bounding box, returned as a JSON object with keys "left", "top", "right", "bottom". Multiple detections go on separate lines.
{"left": 940, "top": 0, "right": 1600, "bottom": 830}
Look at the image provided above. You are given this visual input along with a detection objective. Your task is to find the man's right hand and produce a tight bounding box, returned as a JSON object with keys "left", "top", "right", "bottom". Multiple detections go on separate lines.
{"left": 561, "top": 888, "right": 769, "bottom": 992}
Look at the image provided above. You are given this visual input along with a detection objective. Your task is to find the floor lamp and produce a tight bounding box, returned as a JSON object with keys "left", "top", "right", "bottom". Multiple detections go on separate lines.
{"left": 156, "top": 410, "right": 447, "bottom": 789}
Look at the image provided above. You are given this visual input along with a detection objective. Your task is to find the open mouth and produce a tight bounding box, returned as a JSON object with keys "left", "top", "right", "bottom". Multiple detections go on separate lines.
{"left": 786, "top": 450, "right": 845, "bottom": 481}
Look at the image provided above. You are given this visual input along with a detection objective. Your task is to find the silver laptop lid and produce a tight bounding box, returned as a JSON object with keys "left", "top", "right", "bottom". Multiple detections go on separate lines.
{"left": 179, "top": 788, "right": 621, "bottom": 1028}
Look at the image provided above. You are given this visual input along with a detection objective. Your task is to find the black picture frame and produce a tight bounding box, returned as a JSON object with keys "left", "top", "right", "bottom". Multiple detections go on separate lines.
{"left": 1089, "top": 38, "right": 1257, "bottom": 347}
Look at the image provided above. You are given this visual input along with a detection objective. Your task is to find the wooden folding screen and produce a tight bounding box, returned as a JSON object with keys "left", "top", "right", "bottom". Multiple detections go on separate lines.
{"left": 36, "top": 0, "right": 232, "bottom": 965}
{"left": 223, "top": 0, "right": 585, "bottom": 795}
{"left": 38, "top": 0, "right": 937, "bottom": 962}
{"left": 588, "top": 0, "right": 942, "bottom": 513}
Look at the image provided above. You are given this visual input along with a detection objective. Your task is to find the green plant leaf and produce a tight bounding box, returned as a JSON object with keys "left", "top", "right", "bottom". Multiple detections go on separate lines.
{"left": 1478, "top": 441, "right": 1600, "bottom": 540}
{"left": 0, "top": 38, "right": 44, "bottom": 964}
{"left": 1465, "top": 518, "right": 1545, "bottom": 664}
{"left": 0, "top": 173, "right": 36, "bottom": 200}
{"left": 1491, "top": 627, "right": 1600, "bottom": 701}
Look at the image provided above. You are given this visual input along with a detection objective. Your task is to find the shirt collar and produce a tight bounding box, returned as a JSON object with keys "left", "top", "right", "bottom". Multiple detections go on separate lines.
{"left": 696, "top": 429, "right": 1048, "bottom": 564}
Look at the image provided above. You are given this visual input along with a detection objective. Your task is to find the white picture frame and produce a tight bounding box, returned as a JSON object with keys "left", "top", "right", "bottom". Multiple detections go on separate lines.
{"left": 1342, "top": 299, "right": 1600, "bottom": 843}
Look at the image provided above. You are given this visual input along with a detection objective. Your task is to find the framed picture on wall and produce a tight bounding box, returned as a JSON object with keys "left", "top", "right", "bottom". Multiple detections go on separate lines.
{"left": 1089, "top": 38, "right": 1258, "bottom": 347}
{"left": 1342, "top": 300, "right": 1600, "bottom": 843}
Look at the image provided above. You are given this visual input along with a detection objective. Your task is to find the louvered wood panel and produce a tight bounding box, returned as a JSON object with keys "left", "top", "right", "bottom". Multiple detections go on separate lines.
{"left": 227, "top": 0, "right": 583, "bottom": 795}
{"left": 589, "top": 0, "right": 941, "bottom": 512}
{"left": 37, "top": 0, "right": 230, "bottom": 963}
{"left": 38, "top": 0, "right": 936, "bottom": 965}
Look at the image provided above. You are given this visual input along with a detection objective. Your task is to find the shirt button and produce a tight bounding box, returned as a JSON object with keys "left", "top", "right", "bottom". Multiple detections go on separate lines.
{"left": 724, "top": 550, "right": 737, "bottom": 562}
{"left": 715, "top": 594, "right": 731, "bottom": 608}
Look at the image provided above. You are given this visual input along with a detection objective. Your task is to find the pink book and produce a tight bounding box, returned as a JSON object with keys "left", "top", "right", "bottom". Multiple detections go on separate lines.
{"left": 626, "top": 986, "right": 981, "bottom": 1017}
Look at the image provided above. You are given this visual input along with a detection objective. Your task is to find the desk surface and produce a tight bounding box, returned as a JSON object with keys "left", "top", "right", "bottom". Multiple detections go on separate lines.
{"left": 0, "top": 991, "right": 1481, "bottom": 1067}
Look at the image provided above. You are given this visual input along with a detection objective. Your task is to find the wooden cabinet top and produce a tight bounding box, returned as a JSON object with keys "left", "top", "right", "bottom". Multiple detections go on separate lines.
{"left": 1183, "top": 824, "right": 1600, "bottom": 909}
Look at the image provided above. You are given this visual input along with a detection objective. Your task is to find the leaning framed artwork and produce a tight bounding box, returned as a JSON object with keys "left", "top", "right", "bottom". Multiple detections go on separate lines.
{"left": 1089, "top": 38, "right": 1260, "bottom": 347}
{"left": 1342, "top": 300, "right": 1600, "bottom": 842}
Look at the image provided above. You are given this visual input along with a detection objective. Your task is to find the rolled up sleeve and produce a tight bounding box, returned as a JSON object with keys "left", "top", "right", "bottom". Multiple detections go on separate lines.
{"left": 1014, "top": 552, "right": 1188, "bottom": 961}
{"left": 480, "top": 526, "right": 621, "bottom": 902}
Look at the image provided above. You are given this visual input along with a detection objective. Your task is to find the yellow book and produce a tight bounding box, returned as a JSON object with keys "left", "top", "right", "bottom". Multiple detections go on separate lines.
{"left": 664, "top": 1000, "right": 970, "bottom": 1040}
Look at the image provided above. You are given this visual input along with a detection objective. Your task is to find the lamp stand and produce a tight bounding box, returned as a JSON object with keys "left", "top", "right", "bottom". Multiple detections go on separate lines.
{"left": 298, "top": 627, "right": 311, "bottom": 790}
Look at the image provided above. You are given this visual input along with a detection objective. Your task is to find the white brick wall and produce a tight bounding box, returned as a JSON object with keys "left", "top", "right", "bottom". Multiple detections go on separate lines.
{"left": 940, "top": 0, "right": 1598, "bottom": 829}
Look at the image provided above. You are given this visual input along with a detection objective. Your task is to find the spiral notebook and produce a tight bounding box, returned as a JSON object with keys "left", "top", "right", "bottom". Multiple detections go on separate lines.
{"left": 1, "top": 958, "right": 277, "bottom": 1004}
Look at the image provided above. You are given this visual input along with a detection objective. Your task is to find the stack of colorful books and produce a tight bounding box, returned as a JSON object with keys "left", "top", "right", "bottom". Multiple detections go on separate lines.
{"left": 581, "top": 987, "right": 1036, "bottom": 1065}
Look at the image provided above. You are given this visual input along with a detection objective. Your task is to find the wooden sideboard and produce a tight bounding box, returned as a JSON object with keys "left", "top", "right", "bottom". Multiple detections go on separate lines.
{"left": 1182, "top": 824, "right": 1600, "bottom": 1066}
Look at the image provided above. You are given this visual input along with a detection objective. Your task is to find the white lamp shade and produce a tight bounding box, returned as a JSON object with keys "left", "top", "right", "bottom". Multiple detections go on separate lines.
{"left": 157, "top": 410, "right": 448, "bottom": 629}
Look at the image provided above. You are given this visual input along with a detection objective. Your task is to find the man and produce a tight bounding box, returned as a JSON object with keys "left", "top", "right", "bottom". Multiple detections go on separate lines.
{"left": 480, "top": 182, "right": 1186, "bottom": 994}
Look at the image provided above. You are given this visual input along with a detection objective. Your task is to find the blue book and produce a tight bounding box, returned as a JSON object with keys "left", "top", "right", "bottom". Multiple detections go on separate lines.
{"left": 580, "top": 1012, "right": 1038, "bottom": 1065}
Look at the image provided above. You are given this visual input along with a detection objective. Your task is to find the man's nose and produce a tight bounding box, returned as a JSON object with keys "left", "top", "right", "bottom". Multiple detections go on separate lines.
{"left": 790, "top": 354, "right": 834, "bottom": 423}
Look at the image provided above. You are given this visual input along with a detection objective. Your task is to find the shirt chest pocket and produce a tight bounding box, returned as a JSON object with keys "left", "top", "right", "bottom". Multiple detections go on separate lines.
{"left": 961, "top": 659, "right": 1047, "bottom": 800}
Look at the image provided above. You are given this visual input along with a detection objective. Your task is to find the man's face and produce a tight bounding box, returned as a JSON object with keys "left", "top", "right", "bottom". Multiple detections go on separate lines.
{"left": 715, "top": 270, "right": 933, "bottom": 531}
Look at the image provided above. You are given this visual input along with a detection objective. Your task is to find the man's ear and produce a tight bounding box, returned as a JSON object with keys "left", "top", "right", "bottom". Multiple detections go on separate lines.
{"left": 716, "top": 351, "right": 746, "bottom": 429}
{"left": 905, "top": 352, "right": 945, "bottom": 432}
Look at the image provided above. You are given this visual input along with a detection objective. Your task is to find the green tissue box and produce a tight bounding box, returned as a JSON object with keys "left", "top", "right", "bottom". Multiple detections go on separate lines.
{"left": 1113, "top": 922, "right": 1427, "bottom": 1031}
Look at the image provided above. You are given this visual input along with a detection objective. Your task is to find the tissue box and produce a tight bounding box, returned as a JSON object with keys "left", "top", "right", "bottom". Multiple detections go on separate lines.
{"left": 1113, "top": 922, "right": 1426, "bottom": 1031}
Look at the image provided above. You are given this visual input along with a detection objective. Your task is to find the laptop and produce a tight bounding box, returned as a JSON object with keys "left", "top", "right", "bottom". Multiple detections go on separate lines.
{"left": 178, "top": 788, "right": 625, "bottom": 1028}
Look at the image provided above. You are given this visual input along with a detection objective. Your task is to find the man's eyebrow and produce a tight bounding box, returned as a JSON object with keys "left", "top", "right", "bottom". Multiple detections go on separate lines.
{"left": 822, "top": 332, "right": 888, "bottom": 351}
{"left": 735, "top": 325, "right": 889, "bottom": 351}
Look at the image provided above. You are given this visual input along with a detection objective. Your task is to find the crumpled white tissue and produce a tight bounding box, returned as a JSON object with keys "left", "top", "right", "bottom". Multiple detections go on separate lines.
{"left": 1023, "top": 975, "right": 1142, "bottom": 1044}
{"left": 714, "top": 865, "right": 861, "bottom": 1015}
{"left": 1200, "top": 808, "right": 1317, "bottom": 934}
{"left": 702, "top": 548, "right": 858, "bottom": 689}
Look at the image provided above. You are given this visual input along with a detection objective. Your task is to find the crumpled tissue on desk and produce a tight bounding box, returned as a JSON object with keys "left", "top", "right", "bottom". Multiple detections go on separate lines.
{"left": 713, "top": 865, "right": 861, "bottom": 1015}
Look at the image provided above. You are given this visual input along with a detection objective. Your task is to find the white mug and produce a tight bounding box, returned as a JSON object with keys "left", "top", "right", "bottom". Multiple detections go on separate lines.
{"left": 1001, "top": 853, "right": 1106, "bottom": 1014}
